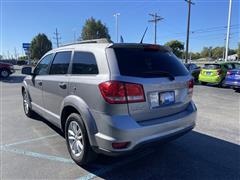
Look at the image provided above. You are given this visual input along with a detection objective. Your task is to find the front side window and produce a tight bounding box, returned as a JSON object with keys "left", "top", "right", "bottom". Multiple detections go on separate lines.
{"left": 34, "top": 54, "right": 53, "bottom": 75}
{"left": 49, "top": 51, "right": 72, "bottom": 75}
{"left": 72, "top": 52, "right": 98, "bottom": 74}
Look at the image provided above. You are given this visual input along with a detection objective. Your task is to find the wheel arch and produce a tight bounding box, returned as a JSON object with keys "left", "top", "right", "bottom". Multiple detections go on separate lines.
{"left": 60, "top": 95, "right": 98, "bottom": 146}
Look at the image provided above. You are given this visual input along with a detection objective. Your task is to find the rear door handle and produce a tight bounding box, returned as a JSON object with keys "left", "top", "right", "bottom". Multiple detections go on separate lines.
{"left": 37, "top": 81, "right": 42, "bottom": 86}
{"left": 59, "top": 82, "right": 67, "bottom": 89}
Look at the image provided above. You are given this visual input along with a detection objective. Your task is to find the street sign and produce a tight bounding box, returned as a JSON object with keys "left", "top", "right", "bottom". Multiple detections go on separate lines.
{"left": 22, "top": 43, "right": 30, "bottom": 49}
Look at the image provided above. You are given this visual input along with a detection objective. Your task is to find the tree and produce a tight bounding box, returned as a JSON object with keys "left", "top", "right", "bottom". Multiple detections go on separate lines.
{"left": 190, "top": 52, "right": 201, "bottom": 60}
{"left": 164, "top": 40, "right": 184, "bottom": 58}
{"left": 228, "top": 49, "right": 236, "bottom": 56}
{"left": 200, "top": 47, "right": 211, "bottom": 58}
{"left": 18, "top": 55, "right": 28, "bottom": 61}
{"left": 211, "top": 47, "right": 224, "bottom": 59}
{"left": 30, "top": 33, "right": 52, "bottom": 60}
{"left": 80, "top": 17, "right": 111, "bottom": 41}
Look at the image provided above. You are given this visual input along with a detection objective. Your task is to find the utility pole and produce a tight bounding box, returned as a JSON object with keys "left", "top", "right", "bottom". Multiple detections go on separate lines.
{"left": 225, "top": 0, "right": 232, "bottom": 62}
{"left": 222, "top": 38, "right": 226, "bottom": 60}
{"left": 185, "top": 0, "right": 195, "bottom": 63}
{"left": 53, "top": 28, "right": 61, "bottom": 47}
{"left": 148, "top": 13, "right": 164, "bottom": 44}
{"left": 113, "top": 13, "right": 120, "bottom": 43}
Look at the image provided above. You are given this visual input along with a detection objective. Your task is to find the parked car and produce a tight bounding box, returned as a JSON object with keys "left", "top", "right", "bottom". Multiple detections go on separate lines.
{"left": 198, "top": 62, "right": 240, "bottom": 86}
{"left": 0, "top": 62, "right": 15, "bottom": 78}
{"left": 21, "top": 39, "right": 197, "bottom": 165}
{"left": 184, "top": 63, "right": 201, "bottom": 82}
{"left": 224, "top": 68, "right": 240, "bottom": 89}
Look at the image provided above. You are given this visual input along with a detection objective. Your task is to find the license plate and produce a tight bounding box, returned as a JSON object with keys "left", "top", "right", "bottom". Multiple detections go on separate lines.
{"left": 206, "top": 72, "right": 212, "bottom": 75}
{"left": 159, "top": 91, "right": 175, "bottom": 105}
{"left": 149, "top": 91, "right": 175, "bottom": 108}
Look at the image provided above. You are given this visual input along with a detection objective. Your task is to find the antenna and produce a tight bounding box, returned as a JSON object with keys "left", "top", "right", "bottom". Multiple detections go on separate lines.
{"left": 140, "top": 27, "right": 148, "bottom": 44}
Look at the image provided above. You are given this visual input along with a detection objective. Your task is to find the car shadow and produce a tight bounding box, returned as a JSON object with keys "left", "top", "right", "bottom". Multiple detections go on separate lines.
{"left": 29, "top": 113, "right": 240, "bottom": 179}
{"left": 0, "top": 75, "right": 25, "bottom": 83}
{"left": 234, "top": 89, "right": 240, "bottom": 93}
{"left": 29, "top": 112, "right": 65, "bottom": 138}
{"left": 82, "top": 131, "right": 240, "bottom": 180}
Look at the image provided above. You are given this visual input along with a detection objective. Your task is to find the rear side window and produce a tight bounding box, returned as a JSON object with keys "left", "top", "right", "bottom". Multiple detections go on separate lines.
{"left": 203, "top": 64, "right": 221, "bottom": 69}
{"left": 72, "top": 52, "right": 98, "bottom": 74}
{"left": 50, "top": 51, "right": 71, "bottom": 75}
{"left": 114, "top": 48, "right": 188, "bottom": 77}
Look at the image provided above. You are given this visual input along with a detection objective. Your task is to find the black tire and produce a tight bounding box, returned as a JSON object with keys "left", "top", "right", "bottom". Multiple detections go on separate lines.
{"left": 0, "top": 69, "right": 10, "bottom": 78}
{"left": 218, "top": 78, "right": 225, "bottom": 88}
{"left": 65, "top": 113, "right": 97, "bottom": 166}
{"left": 22, "top": 90, "right": 34, "bottom": 118}
{"left": 200, "top": 81, "right": 207, "bottom": 85}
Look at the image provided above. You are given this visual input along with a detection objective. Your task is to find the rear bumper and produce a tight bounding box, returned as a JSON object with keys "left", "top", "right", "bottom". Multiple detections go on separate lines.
{"left": 224, "top": 79, "right": 240, "bottom": 88}
{"left": 90, "top": 101, "right": 197, "bottom": 155}
{"left": 199, "top": 74, "right": 222, "bottom": 83}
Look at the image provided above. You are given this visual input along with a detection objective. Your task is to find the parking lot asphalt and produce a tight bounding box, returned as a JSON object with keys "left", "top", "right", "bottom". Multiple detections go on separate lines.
{"left": 0, "top": 74, "right": 240, "bottom": 180}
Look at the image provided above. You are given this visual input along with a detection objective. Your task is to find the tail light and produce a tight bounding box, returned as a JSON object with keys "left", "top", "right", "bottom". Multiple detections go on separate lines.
{"left": 217, "top": 69, "right": 222, "bottom": 76}
{"left": 99, "top": 81, "right": 145, "bottom": 104}
{"left": 227, "top": 70, "right": 232, "bottom": 75}
{"left": 188, "top": 79, "right": 194, "bottom": 95}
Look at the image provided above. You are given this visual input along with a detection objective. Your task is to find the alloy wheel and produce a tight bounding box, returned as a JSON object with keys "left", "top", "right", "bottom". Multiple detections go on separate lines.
{"left": 68, "top": 121, "right": 84, "bottom": 157}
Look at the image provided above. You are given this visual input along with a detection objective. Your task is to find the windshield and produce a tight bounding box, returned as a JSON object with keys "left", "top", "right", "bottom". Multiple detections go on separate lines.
{"left": 113, "top": 47, "right": 188, "bottom": 78}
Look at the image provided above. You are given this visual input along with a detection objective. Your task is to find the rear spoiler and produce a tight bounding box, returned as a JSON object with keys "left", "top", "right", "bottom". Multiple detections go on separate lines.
{"left": 107, "top": 43, "right": 172, "bottom": 52}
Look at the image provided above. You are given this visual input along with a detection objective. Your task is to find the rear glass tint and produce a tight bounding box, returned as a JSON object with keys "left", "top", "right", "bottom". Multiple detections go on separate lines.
{"left": 203, "top": 64, "right": 221, "bottom": 69}
{"left": 114, "top": 48, "right": 188, "bottom": 77}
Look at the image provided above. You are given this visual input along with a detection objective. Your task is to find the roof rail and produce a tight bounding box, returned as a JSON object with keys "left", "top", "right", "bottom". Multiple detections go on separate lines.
{"left": 60, "top": 38, "right": 112, "bottom": 47}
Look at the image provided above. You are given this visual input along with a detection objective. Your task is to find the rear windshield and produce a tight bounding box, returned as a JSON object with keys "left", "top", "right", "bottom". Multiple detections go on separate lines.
{"left": 203, "top": 64, "right": 221, "bottom": 69}
{"left": 113, "top": 48, "right": 188, "bottom": 78}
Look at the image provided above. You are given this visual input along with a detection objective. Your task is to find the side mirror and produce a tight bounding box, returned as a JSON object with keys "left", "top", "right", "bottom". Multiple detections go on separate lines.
{"left": 21, "top": 66, "right": 33, "bottom": 75}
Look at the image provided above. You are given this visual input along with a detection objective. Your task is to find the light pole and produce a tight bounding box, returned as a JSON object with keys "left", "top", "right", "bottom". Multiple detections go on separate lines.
{"left": 225, "top": 0, "right": 232, "bottom": 62}
{"left": 114, "top": 13, "right": 120, "bottom": 43}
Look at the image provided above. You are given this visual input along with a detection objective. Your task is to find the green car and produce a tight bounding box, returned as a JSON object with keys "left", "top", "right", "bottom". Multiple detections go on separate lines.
{"left": 198, "top": 62, "right": 240, "bottom": 86}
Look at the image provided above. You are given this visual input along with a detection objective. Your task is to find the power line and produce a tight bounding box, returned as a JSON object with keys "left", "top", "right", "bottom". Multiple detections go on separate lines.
{"left": 148, "top": 13, "right": 164, "bottom": 44}
{"left": 53, "top": 28, "right": 61, "bottom": 47}
{"left": 175, "top": 24, "right": 239, "bottom": 35}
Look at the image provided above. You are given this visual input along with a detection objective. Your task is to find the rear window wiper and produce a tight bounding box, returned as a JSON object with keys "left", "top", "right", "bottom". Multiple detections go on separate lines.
{"left": 142, "top": 70, "right": 175, "bottom": 80}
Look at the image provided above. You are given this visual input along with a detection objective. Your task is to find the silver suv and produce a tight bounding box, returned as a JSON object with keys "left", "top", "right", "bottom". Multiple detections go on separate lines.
{"left": 22, "top": 39, "right": 197, "bottom": 165}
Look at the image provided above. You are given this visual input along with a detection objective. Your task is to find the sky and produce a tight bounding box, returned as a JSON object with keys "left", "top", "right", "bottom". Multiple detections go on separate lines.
{"left": 0, "top": 0, "right": 239, "bottom": 58}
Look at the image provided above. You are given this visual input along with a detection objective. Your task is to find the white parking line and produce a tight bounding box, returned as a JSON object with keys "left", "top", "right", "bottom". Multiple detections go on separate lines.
{"left": 2, "top": 134, "right": 58, "bottom": 147}
{"left": 1, "top": 146, "right": 74, "bottom": 164}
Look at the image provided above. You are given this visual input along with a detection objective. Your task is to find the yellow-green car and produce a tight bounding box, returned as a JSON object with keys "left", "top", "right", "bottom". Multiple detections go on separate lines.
{"left": 199, "top": 62, "right": 240, "bottom": 86}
